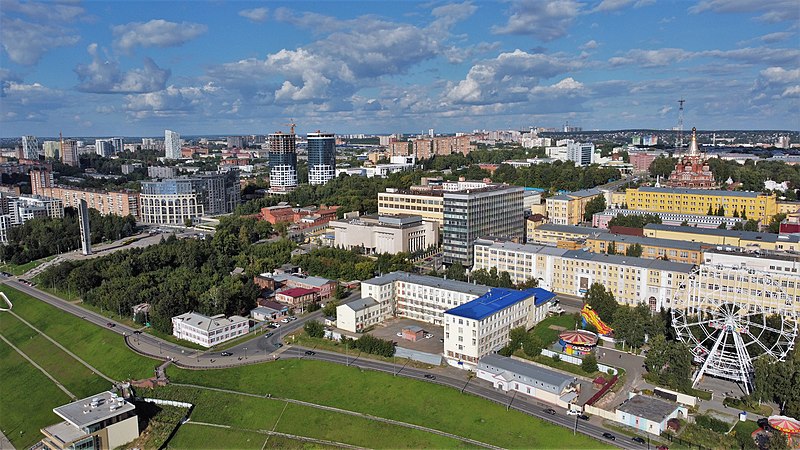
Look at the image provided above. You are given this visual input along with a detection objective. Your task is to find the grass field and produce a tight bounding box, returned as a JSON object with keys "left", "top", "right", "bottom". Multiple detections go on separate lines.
{"left": 169, "top": 361, "right": 612, "bottom": 449}
{"left": 0, "top": 285, "right": 158, "bottom": 381}
{"left": 170, "top": 424, "right": 341, "bottom": 450}
{"left": 0, "top": 340, "right": 71, "bottom": 449}
{"left": 531, "top": 313, "right": 580, "bottom": 345}
{"left": 0, "top": 256, "right": 55, "bottom": 276}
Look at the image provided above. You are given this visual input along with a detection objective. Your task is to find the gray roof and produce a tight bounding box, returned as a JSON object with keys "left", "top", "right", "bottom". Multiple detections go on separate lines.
{"left": 645, "top": 224, "right": 800, "bottom": 244}
{"left": 592, "top": 232, "right": 705, "bottom": 252}
{"left": 478, "top": 354, "right": 575, "bottom": 395}
{"left": 251, "top": 306, "right": 279, "bottom": 315}
{"left": 569, "top": 188, "right": 603, "bottom": 198}
{"left": 535, "top": 223, "right": 597, "bottom": 236}
{"left": 363, "top": 271, "right": 491, "bottom": 297}
{"left": 617, "top": 395, "right": 682, "bottom": 422}
{"left": 343, "top": 297, "right": 379, "bottom": 312}
{"left": 53, "top": 391, "right": 135, "bottom": 429}
{"left": 475, "top": 239, "right": 570, "bottom": 257}
{"left": 269, "top": 273, "right": 336, "bottom": 287}
{"left": 548, "top": 194, "right": 572, "bottom": 201}
{"left": 564, "top": 250, "right": 694, "bottom": 273}
{"left": 172, "top": 311, "right": 248, "bottom": 332}
{"left": 636, "top": 186, "right": 761, "bottom": 198}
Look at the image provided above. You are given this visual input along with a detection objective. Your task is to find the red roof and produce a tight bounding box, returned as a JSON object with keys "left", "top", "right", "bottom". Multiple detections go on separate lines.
{"left": 277, "top": 287, "right": 319, "bottom": 298}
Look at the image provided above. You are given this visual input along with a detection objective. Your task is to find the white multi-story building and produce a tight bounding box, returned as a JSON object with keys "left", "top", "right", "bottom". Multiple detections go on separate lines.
{"left": 329, "top": 214, "right": 438, "bottom": 255}
{"left": 444, "top": 287, "right": 556, "bottom": 368}
{"left": 95, "top": 139, "right": 115, "bottom": 157}
{"left": 42, "top": 140, "right": 60, "bottom": 159}
{"left": 567, "top": 142, "right": 595, "bottom": 166}
{"left": 336, "top": 272, "right": 490, "bottom": 332}
{"left": 0, "top": 193, "right": 64, "bottom": 243}
{"left": 41, "top": 391, "right": 139, "bottom": 450}
{"left": 378, "top": 189, "right": 444, "bottom": 227}
{"left": 473, "top": 239, "right": 693, "bottom": 311}
{"left": 21, "top": 135, "right": 39, "bottom": 160}
{"left": 171, "top": 312, "right": 249, "bottom": 347}
{"left": 164, "top": 130, "right": 181, "bottom": 159}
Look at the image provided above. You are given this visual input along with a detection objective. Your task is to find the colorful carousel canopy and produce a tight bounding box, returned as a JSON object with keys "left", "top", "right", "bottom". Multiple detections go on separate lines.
{"left": 558, "top": 330, "right": 598, "bottom": 346}
{"left": 768, "top": 415, "right": 800, "bottom": 434}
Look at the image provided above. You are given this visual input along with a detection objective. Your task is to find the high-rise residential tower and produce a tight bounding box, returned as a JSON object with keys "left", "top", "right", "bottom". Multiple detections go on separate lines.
{"left": 95, "top": 139, "right": 115, "bottom": 157}
{"left": 165, "top": 129, "right": 181, "bottom": 159}
{"left": 268, "top": 131, "right": 298, "bottom": 194}
{"left": 61, "top": 138, "right": 79, "bottom": 167}
{"left": 21, "top": 136, "right": 39, "bottom": 160}
{"left": 307, "top": 132, "right": 336, "bottom": 185}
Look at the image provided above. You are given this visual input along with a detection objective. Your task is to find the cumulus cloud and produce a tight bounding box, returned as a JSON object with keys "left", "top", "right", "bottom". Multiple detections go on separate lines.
{"left": 609, "top": 48, "right": 693, "bottom": 67}
{"left": 580, "top": 39, "right": 599, "bottom": 50}
{"left": 239, "top": 7, "right": 269, "bottom": 22}
{"left": 492, "top": 0, "right": 583, "bottom": 41}
{"left": 1, "top": 10, "right": 81, "bottom": 65}
{"left": 112, "top": 19, "right": 207, "bottom": 53}
{"left": 593, "top": 0, "right": 654, "bottom": 12}
{"left": 75, "top": 43, "right": 170, "bottom": 94}
{"left": 689, "top": 0, "right": 799, "bottom": 23}
{"left": 124, "top": 83, "right": 219, "bottom": 119}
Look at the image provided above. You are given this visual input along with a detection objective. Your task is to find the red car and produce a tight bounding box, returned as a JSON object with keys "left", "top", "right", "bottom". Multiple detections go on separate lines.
{"left": 656, "top": 446, "right": 669, "bottom": 450}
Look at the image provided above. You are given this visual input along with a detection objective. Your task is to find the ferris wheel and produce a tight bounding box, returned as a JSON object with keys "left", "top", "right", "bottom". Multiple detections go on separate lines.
{"left": 671, "top": 264, "right": 798, "bottom": 394}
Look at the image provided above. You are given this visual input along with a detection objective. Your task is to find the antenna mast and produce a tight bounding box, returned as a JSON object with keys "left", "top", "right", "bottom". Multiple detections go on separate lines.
{"left": 677, "top": 99, "right": 685, "bottom": 148}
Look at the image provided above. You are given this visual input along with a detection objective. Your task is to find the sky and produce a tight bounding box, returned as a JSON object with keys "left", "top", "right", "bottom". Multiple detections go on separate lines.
{"left": 1, "top": 0, "right": 799, "bottom": 137}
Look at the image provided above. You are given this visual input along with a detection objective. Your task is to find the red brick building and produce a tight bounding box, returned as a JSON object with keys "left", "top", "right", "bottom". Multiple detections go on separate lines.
{"left": 259, "top": 204, "right": 339, "bottom": 229}
{"left": 666, "top": 128, "right": 716, "bottom": 189}
{"left": 275, "top": 287, "right": 320, "bottom": 311}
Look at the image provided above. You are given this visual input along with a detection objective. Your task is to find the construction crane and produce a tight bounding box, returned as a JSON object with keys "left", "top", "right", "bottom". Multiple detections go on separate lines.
{"left": 284, "top": 119, "right": 297, "bottom": 135}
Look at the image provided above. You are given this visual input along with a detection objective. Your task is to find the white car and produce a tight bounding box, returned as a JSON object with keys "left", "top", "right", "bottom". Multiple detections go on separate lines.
{"left": 396, "top": 332, "right": 403, "bottom": 337}
{"left": 280, "top": 318, "right": 290, "bottom": 323}
{"left": 566, "top": 409, "right": 580, "bottom": 416}
{"left": 424, "top": 334, "right": 433, "bottom": 339}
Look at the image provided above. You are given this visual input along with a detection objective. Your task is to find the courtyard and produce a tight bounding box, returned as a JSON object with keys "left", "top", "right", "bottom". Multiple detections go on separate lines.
{"left": 368, "top": 317, "right": 444, "bottom": 355}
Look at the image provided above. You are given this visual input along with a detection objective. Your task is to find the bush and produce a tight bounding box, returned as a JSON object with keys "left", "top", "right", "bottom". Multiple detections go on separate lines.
{"left": 346, "top": 334, "right": 396, "bottom": 357}
{"left": 581, "top": 354, "right": 599, "bottom": 373}
{"left": 695, "top": 414, "right": 730, "bottom": 433}
{"left": 304, "top": 320, "right": 325, "bottom": 338}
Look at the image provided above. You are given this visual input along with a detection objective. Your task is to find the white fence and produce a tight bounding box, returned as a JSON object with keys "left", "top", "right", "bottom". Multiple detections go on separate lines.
{"left": 143, "top": 398, "right": 193, "bottom": 408}
{"left": 541, "top": 349, "right": 618, "bottom": 375}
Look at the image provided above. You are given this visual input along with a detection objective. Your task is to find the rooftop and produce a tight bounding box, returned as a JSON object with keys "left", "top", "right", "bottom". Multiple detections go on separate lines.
{"left": 635, "top": 186, "right": 763, "bottom": 198}
{"left": 645, "top": 224, "right": 800, "bottom": 244}
{"left": 534, "top": 224, "right": 598, "bottom": 236}
{"left": 267, "top": 272, "right": 335, "bottom": 287}
{"left": 591, "top": 232, "right": 705, "bottom": 251}
{"left": 277, "top": 287, "right": 319, "bottom": 297}
{"left": 617, "top": 395, "right": 682, "bottom": 422}
{"left": 564, "top": 250, "right": 695, "bottom": 273}
{"left": 172, "top": 312, "right": 248, "bottom": 332}
{"left": 478, "top": 354, "right": 575, "bottom": 395}
{"left": 342, "top": 296, "right": 378, "bottom": 312}
{"left": 363, "top": 271, "right": 491, "bottom": 297}
{"left": 446, "top": 287, "right": 553, "bottom": 321}
{"left": 53, "top": 391, "right": 135, "bottom": 429}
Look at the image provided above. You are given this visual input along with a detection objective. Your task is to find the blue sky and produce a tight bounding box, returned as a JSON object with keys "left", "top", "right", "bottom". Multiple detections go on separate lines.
{"left": 1, "top": 0, "right": 798, "bottom": 136}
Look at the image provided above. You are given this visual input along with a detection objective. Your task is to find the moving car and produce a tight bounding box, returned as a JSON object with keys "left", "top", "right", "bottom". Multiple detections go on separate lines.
{"left": 221, "top": 351, "right": 233, "bottom": 356}
{"left": 276, "top": 343, "right": 283, "bottom": 348}
{"left": 264, "top": 332, "right": 274, "bottom": 338}
{"left": 305, "top": 350, "right": 316, "bottom": 355}
{"left": 602, "top": 432, "right": 616, "bottom": 441}
{"left": 578, "top": 414, "right": 590, "bottom": 421}
{"left": 424, "top": 374, "right": 436, "bottom": 380}
{"left": 566, "top": 409, "right": 579, "bottom": 416}
{"left": 544, "top": 408, "right": 556, "bottom": 415}
{"left": 133, "top": 330, "right": 142, "bottom": 334}
{"left": 280, "top": 318, "right": 290, "bottom": 323}
{"left": 396, "top": 332, "right": 403, "bottom": 337}
{"left": 106, "top": 322, "right": 116, "bottom": 328}
{"left": 632, "top": 437, "right": 646, "bottom": 444}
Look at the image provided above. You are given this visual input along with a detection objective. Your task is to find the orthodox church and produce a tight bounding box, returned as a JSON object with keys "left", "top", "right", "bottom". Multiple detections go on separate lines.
{"left": 665, "top": 127, "right": 716, "bottom": 189}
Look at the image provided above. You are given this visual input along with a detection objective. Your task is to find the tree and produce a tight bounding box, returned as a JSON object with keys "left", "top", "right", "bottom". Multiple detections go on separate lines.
{"left": 508, "top": 326, "right": 528, "bottom": 352}
{"left": 625, "top": 243, "right": 643, "bottom": 257}
{"left": 716, "top": 205, "right": 725, "bottom": 216}
{"left": 644, "top": 334, "right": 693, "bottom": 392}
{"left": 445, "top": 261, "right": 467, "bottom": 281}
{"left": 523, "top": 335, "right": 543, "bottom": 357}
{"left": 184, "top": 218, "right": 193, "bottom": 227}
{"left": 649, "top": 155, "right": 676, "bottom": 179}
{"left": 741, "top": 209, "right": 747, "bottom": 220}
{"left": 581, "top": 354, "right": 599, "bottom": 373}
{"left": 607, "top": 241, "right": 616, "bottom": 255}
{"left": 304, "top": 320, "right": 325, "bottom": 338}
{"left": 707, "top": 205, "right": 714, "bottom": 215}
{"left": 584, "top": 283, "right": 617, "bottom": 326}
{"left": 717, "top": 222, "right": 727, "bottom": 230}
{"left": 584, "top": 195, "right": 607, "bottom": 221}
{"left": 733, "top": 209, "right": 739, "bottom": 218}
{"left": 743, "top": 219, "right": 759, "bottom": 232}
{"left": 322, "top": 301, "right": 338, "bottom": 318}
{"left": 769, "top": 213, "right": 787, "bottom": 234}
{"left": 766, "top": 431, "right": 791, "bottom": 450}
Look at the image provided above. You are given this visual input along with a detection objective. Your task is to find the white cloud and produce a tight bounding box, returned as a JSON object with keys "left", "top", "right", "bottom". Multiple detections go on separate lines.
{"left": 124, "top": 83, "right": 219, "bottom": 119}
{"left": 689, "top": 0, "right": 799, "bottom": 23}
{"left": 239, "top": 8, "right": 269, "bottom": 23}
{"left": 492, "top": 0, "right": 583, "bottom": 41}
{"left": 112, "top": 19, "right": 207, "bottom": 53}
{"left": 580, "top": 39, "right": 599, "bottom": 50}
{"left": 760, "top": 32, "right": 794, "bottom": 43}
{"left": 609, "top": 46, "right": 799, "bottom": 68}
{"left": 75, "top": 43, "right": 170, "bottom": 94}
{"left": 609, "top": 48, "right": 692, "bottom": 67}
{"left": 1, "top": 17, "right": 80, "bottom": 65}
{"left": 2, "top": 0, "right": 84, "bottom": 22}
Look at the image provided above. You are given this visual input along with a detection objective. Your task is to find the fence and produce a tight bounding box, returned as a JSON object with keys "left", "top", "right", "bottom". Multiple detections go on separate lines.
{"left": 584, "top": 404, "right": 617, "bottom": 420}
{"left": 653, "top": 387, "right": 698, "bottom": 407}
{"left": 143, "top": 398, "right": 193, "bottom": 408}
{"left": 541, "top": 348, "right": 618, "bottom": 375}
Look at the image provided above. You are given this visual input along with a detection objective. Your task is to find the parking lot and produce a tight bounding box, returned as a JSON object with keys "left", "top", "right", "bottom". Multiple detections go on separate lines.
{"left": 368, "top": 317, "right": 444, "bottom": 354}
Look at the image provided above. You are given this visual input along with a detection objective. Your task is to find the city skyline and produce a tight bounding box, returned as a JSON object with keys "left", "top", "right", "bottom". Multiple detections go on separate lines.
{"left": 1, "top": 0, "right": 798, "bottom": 136}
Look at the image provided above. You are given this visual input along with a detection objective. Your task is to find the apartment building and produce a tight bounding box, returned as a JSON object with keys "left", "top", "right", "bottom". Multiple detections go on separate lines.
{"left": 643, "top": 224, "right": 800, "bottom": 252}
{"left": 625, "top": 187, "right": 777, "bottom": 222}
{"left": 545, "top": 188, "right": 604, "bottom": 225}
{"left": 443, "top": 287, "right": 555, "bottom": 368}
{"left": 335, "top": 272, "right": 491, "bottom": 332}
{"left": 41, "top": 391, "right": 138, "bottom": 450}
{"left": 329, "top": 214, "right": 438, "bottom": 255}
{"left": 592, "top": 208, "right": 743, "bottom": 229}
{"left": 473, "top": 239, "right": 693, "bottom": 311}
{"left": 171, "top": 312, "right": 249, "bottom": 348}
{"left": 139, "top": 171, "right": 240, "bottom": 225}
{"left": 585, "top": 232, "right": 705, "bottom": 265}
{"left": 31, "top": 170, "right": 139, "bottom": 218}
{"left": 528, "top": 223, "right": 596, "bottom": 245}
{"left": 377, "top": 188, "right": 444, "bottom": 226}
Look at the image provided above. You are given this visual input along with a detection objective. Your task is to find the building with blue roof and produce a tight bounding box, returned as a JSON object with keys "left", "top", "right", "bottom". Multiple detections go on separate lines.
{"left": 443, "top": 286, "right": 556, "bottom": 369}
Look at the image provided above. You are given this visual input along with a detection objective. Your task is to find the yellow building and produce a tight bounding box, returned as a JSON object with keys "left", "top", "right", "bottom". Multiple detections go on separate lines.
{"left": 625, "top": 187, "right": 777, "bottom": 222}
{"left": 545, "top": 188, "right": 603, "bottom": 225}
{"left": 528, "top": 223, "right": 595, "bottom": 245}
{"left": 377, "top": 188, "right": 444, "bottom": 226}
{"left": 643, "top": 223, "right": 800, "bottom": 252}
{"left": 585, "top": 232, "right": 705, "bottom": 265}
{"left": 777, "top": 201, "right": 800, "bottom": 215}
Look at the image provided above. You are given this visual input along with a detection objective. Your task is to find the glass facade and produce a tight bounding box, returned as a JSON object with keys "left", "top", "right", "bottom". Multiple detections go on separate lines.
{"left": 307, "top": 132, "right": 336, "bottom": 185}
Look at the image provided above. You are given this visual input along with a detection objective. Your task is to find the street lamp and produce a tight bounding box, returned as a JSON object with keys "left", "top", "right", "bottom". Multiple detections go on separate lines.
{"left": 244, "top": 347, "right": 248, "bottom": 360}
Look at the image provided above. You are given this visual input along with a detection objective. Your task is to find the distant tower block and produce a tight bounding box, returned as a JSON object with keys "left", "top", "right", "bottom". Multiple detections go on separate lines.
{"left": 78, "top": 199, "right": 92, "bottom": 255}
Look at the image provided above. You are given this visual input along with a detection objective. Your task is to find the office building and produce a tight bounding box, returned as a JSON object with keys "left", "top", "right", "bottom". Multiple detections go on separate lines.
{"left": 329, "top": 214, "right": 438, "bottom": 255}
{"left": 139, "top": 171, "right": 240, "bottom": 225}
{"left": 268, "top": 132, "right": 298, "bottom": 194}
{"left": 171, "top": 311, "right": 249, "bottom": 347}
{"left": 378, "top": 189, "right": 444, "bottom": 226}
{"left": 164, "top": 130, "right": 181, "bottom": 159}
{"left": 61, "top": 139, "right": 79, "bottom": 167}
{"left": 545, "top": 188, "right": 604, "bottom": 225}
{"left": 444, "top": 287, "right": 556, "bottom": 367}
{"left": 40, "top": 391, "right": 138, "bottom": 450}
{"left": 307, "top": 132, "right": 336, "bottom": 185}
{"left": 442, "top": 184, "right": 524, "bottom": 266}
{"left": 625, "top": 187, "right": 777, "bottom": 222}
{"left": 21, "top": 135, "right": 39, "bottom": 160}
{"left": 78, "top": 199, "right": 92, "bottom": 255}
{"left": 477, "top": 354, "right": 579, "bottom": 408}
{"left": 31, "top": 170, "right": 139, "bottom": 218}
{"left": 337, "top": 271, "right": 491, "bottom": 332}
{"left": 567, "top": 142, "right": 594, "bottom": 166}
{"left": 473, "top": 239, "right": 693, "bottom": 311}
{"left": 43, "top": 140, "right": 60, "bottom": 159}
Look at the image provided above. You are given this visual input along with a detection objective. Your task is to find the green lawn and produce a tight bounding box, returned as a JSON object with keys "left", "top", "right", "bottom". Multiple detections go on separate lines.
{"left": 0, "top": 285, "right": 158, "bottom": 380}
{"left": 531, "top": 313, "right": 580, "bottom": 345}
{"left": 168, "top": 360, "right": 612, "bottom": 449}
{"left": 147, "top": 385, "right": 471, "bottom": 448}
{"left": 169, "top": 425, "right": 269, "bottom": 449}
{"left": 0, "top": 312, "right": 111, "bottom": 398}
{"left": 0, "top": 256, "right": 55, "bottom": 276}
{"left": 0, "top": 340, "right": 71, "bottom": 449}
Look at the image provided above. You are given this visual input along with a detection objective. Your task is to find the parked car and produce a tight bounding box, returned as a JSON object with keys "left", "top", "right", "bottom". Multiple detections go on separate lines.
{"left": 305, "top": 350, "right": 316, "bottom": 355}
{"left": 288, "top": 316, "right": 297, "bottom": 321}
{"left": 632, "top": 437, "right": 646, "bottom": 444}
{"left": 264, "top": 332, "right": 274, "bottom": 338}
{"left": 273, "top": 323, "right": 281, "bottom": 328}
{"left": 396, "top": 332, "right": 403, "bottom": 337}
{"left": 133, "top": 330, "right": 142, "bottom": 334}
{"left": 267, "top": 324, "right": 278, "bottom": 329}
{"left": 424, "top": 333, "right": 433, "bottom": 339}
{"left": 276, "top": 343, "right": 283, "bottom": 348}
{"left": 656, "top": 446, "right": 669, "bottom": 450}
{"left": 602, "top": 432, "right": 616, "bottom": 441}
{"left": 566, "top": 409, "right": 579, "bottom": 416}
{"left": 544, "top": 408, "right": 556, "bottom": 415}
{"left": 578, "top": 414, "right": 590, "bottom": 421}
{"left": 424, "top": 374, "right": 436, "bottom": 380}
{"left": 221, "top": 351, "right": 233, "bottom": 356}
{"left": 280, "top": 318, "right": 290, "bottom": 323}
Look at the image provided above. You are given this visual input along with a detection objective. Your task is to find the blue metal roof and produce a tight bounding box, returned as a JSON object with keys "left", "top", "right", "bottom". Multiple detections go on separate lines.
{"left": 445, "top": 287, "right": 555, "bottom": 321}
